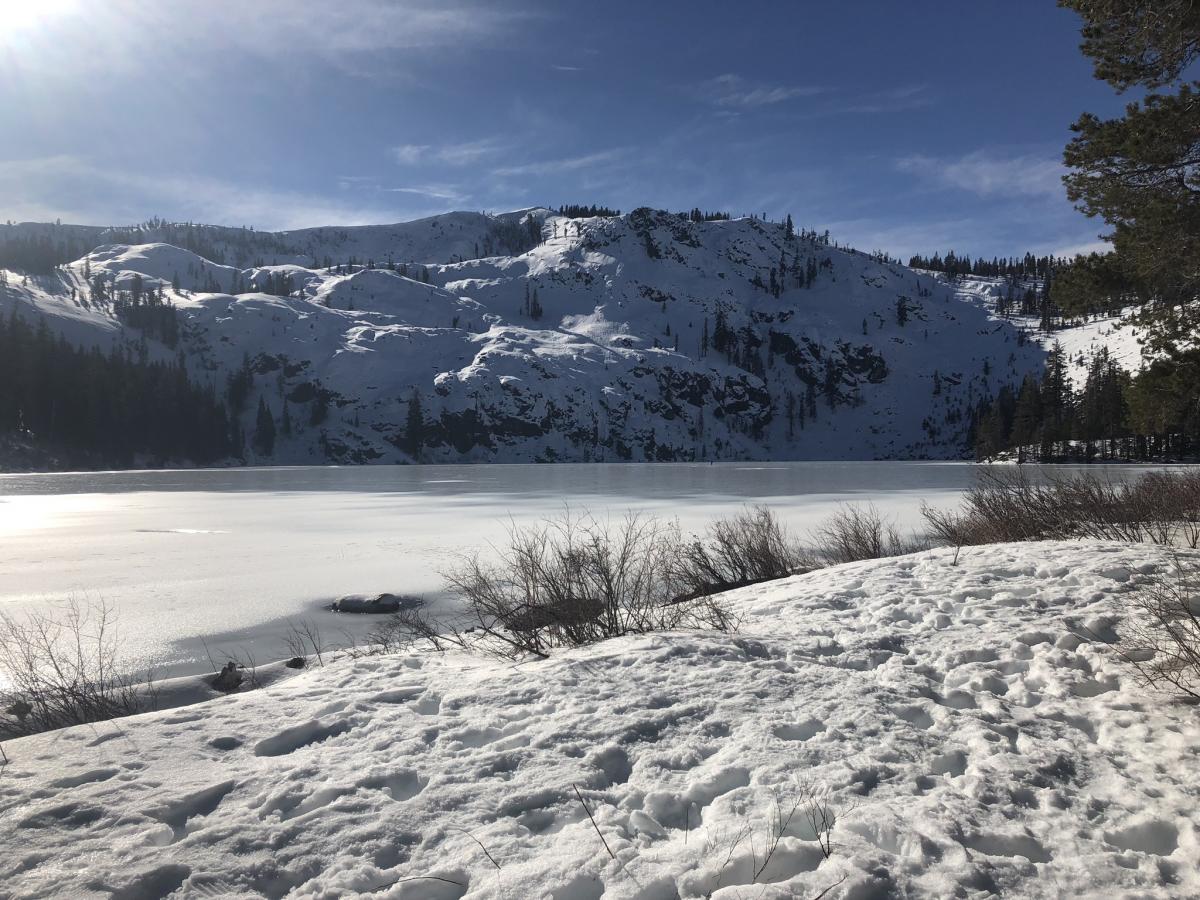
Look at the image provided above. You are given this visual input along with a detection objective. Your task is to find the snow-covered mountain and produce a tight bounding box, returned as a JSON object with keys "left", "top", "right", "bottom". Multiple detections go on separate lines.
{"left": 0, "top": 209, "right": 1049, "bottom": 464}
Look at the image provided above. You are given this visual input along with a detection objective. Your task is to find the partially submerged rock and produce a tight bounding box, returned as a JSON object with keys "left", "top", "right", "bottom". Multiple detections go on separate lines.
{"left": 210, "top": 661, "right": 243, "bottom": 692}
{"left": 330, "top": 593, "right": 421, "bottom": 614}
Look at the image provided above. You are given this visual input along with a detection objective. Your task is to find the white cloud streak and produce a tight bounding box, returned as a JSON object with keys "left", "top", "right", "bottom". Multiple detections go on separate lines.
{"left": 0, "top": 155, "right": 443, "bottom": 229}
{"left": 696, "top": 74, "right": 827, "bottom": 109}
{"left": 391, "top": 139, "right": 505, "bottom": 167}
{"left": 386, "top": 184, "right": 469, "bottom": 202}
{"left": 204, "top": 0, "right": 534, "bottom": 70}
{"left": 896, "top": 150, "right": 1066, "bottom": 199}
{"left": 491, "top": 149, "right": 626, "bottom": 178}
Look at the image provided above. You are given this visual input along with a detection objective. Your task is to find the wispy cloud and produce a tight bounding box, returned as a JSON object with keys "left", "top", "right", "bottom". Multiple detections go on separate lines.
{"left": 1051, "top": 238, "right": 1111, "bottom": 257}
{"left": 843, "top": 84, "right": 934, "bottom": 114}
{"left": 491, "top": 149, "right": 627, "bottom": 178}
{"left": 896, "top": 150, "right": 1065, "bottom": 199}
{"left": 386, "top": 184, "right": 469, "bottom": 202}
{"left": 690, "top": 77, "right": 932, "bottom": 117}
{"left": 828, "top": 208, "right": 1105, "bottom": 260}
{"left": 211, "top": 0, "right": 536, "bottom": 75}
{"left": 0, "top": 1, "right": 539, "bottom": 82}
{"left": 0, "top": 155, "right": 446, "bottom": 229}
{"left": 391, "top": 138, "right": 505, "bottom": 167}
{"left": 827, "top": 215, "right": 980, "bottom": 259}
{"left": 552, "top": 64, "right": 583, "bottom": 72}
{"left": 695, "top": 74, "right": 827, "bottom": 109}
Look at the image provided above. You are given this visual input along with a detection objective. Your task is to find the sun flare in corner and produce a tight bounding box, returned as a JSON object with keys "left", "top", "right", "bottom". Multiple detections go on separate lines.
{"left": 0, "top": 0, "right": 79, "bottom": 37}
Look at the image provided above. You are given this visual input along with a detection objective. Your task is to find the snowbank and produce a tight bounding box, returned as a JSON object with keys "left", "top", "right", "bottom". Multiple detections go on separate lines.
{"left": 0, "top": 542, "right": 1196, "bottom": 898}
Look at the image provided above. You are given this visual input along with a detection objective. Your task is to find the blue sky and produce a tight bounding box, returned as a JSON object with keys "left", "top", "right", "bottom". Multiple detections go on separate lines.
{"left": 0, "top": 0, "right": 1128, "bottom": 258}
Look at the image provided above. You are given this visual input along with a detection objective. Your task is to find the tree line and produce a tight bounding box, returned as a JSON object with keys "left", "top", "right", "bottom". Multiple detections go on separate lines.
{"left": 908, "top": 250, "right": 1066, "bottom": 280}
{"left": 971, "top": 341, "right": 1199, "bottom": 462}
{"left": 0, "top": 234, "right": 90, "bottom": 275}
{"left": 942, "top": 1, "right": 1200, "bottom": 464}
{"left": 1027, "top": 0, "right": 1200, "bottom": 458}
{"left": 558, "top": 204, "right": 621, "bottom": 218}
{"left": 0, "top": 311, "right": 234, "bottom": 467}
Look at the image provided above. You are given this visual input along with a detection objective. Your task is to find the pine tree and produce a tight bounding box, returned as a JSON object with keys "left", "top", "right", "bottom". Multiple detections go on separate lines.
{"left": 404, "top": 390, "right": 424, "bottom": 459}
{"left": 1059, "top": 2, "right": 1200, "bottom": 341}
{"left": 1040, "top": 342, "right": 1072, "bottom": 453}
{"left": 253, "top": 397, "right": 276, "bottom": 455}
{"left": 310, "top": 394, "right": 328, "bottom": 426}
{"left": 1010, "top": 374, "right": 1043, "bottom": 454}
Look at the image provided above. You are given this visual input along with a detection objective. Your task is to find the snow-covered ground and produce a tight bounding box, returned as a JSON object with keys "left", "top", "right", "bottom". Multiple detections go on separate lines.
{"left": 2, "top": 541, "right": 1195, "bottom": 898}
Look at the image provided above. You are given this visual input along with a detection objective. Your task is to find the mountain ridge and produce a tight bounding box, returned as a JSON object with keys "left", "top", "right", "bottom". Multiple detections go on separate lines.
{"left": 0, "top": 208, "right": 1048, "bottom": 466}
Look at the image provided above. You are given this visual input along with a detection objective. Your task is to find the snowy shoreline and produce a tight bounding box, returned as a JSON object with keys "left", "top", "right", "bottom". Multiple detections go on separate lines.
{"left": 1, "top": 541, "right": 1197, "bottom": 898}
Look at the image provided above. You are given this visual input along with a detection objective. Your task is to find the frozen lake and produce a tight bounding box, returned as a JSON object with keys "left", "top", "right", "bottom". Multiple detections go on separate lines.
{"left": 0, "top": 462, "right": 1165, "bottom": 677}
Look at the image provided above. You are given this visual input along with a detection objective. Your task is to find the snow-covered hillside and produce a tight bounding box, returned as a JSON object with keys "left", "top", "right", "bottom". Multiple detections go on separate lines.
{"left": 944, "top": 273, "right": 1146, "bottom": 389}
{"left": 1, "top": 542, "right": 1195, "bottom": 898}
{"left": 1, "top": 209, "right": 550, "bottom": 269}
{"left": 0, "top": 209, "right": 1047, "bottom": 463}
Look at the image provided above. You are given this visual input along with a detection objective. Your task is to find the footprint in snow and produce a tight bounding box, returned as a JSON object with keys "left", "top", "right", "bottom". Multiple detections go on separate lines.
{"left": 106, "top": 863, "right": 192, "bottom": 900}
{"left": 896, "top": 705, "right": 935, "bottom": 729}
{"left": 369, "top": 685, "right": 425, "bottom": 704}
{"left": 930, "top": 749, "right": 969, "bottom": 777}
{"left": 359, "top": 770, "right": 426, "bottom": 801}
{"left": 773, "top": 719, "right": 826, "bottom": 741}
{"left": 253, "top": 719, "right": 353, "bottom": 757}
{"left": 147, "top": 780, "right": 236, "bottom": 841}
{"left": 50, "top": 768, "right": 119, "bottom": 789}
{"left": 19, "top": 802, "right": 106, "bottom": 830}
{"left": 588, "top": 745, "right": 632, "bottom": 787}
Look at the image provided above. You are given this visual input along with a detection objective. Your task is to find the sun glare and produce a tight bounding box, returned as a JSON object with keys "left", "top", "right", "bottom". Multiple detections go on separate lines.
{"left": 0, "top": 0, "right": 78, "bottom": 35}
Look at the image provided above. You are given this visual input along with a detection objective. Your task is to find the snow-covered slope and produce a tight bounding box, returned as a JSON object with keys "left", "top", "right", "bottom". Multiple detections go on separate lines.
{"left": 1, "top": 209, "right": 1047, "bottom": 463}
{"left": 945, "top": 274, "right": 1147, "bottom": 388}
{"left": 1, "top": 541, "right": 1195, "bottom": 898}
{"left": 2, "top": 210, "right": 553, "bottom": 269}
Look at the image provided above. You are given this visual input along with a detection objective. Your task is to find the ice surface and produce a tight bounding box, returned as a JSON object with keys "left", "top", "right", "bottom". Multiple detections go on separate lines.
{"left": 0, "top": 462, "right": 1163, "bottom": 677}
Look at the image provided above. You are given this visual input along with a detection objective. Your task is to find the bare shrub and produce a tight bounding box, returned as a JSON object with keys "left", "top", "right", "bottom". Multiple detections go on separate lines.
{"left": 811, "top": 503, "right": 920, "bottom": 566}
{"left": 922, "top": 468, "right": 1200, "bottom": 550}
{"left": 703, "top": 780, "right": 853, "bottom": 893}
{"left": 0, "top": 600, "right": 149, "bottom": 738}
{"left": 670, "top": 505, "right": 809, "bottom": 598}
{"left": 1130, "top": 470, "right": 1200, "bottom": 549}
{"left": 803, "top": 786, "right": 847, "bottom": 860}
{"left": 441, "top": 509, "right": 738, "bottom": 659}
{"left": 1118, "top": 556, "right": 1200, "bottom": 701}
{"left": 357, "top": 608, "right": 470, "bottom": 657}
{"left": 281, "top": 618, "right": 329, "bottom": 666}
{"left": 751, "top": 784, "right": 808, "bottom": 881}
